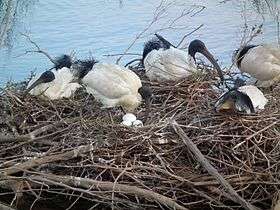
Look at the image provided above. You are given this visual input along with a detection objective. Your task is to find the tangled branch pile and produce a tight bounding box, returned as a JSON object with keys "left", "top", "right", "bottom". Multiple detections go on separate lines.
{"left": 0, "top": 66, "right": 279, "bottom": 210}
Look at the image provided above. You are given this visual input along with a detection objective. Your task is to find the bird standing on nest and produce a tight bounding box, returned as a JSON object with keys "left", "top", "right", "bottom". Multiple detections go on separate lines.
{"left": 25, "top": 55, "right": 81, "bottom": 100}
{"left": 142, "top": 34, "right": 225, "bottom": 83}
{"left": 214, "top": 85, "right": 268, "bottom": 114}
{"left": 70, "top": 59, "right": 152, "bottom": 126}
{"left": 233, "top": 44, "right": 280, "bottom": 88}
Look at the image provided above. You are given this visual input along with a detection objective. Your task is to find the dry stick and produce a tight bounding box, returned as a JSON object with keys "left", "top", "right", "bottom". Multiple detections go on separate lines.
{"left": 0, "top": 143, "right": 95, "bottom": 176}
{"left": 0, "top": 202, "right": 16, "bottom": 210}
{"left": 124, "top": 58, "right": 142, "bottom": 67}
{"left": 20, "top": 33, "right": 56, "bottom": 65}
{"left": 115, "top": 0, "right": 168, "bottom": 65}
{"left": 0, "top": 117, "right": 81, "bottom": 144}
{"left": 176, "top": 24, "right": 204, "bottom": 48}
{"left": 116, "top": 20, "right": 155, "bottom": 65}
{"left": 245, "top": 120, "right": 280, "bottom": 141}
{"left": 172, "top": 121, "right": 260, "bottom": 210}
{"left": 192, "top": 188, "right": 233, "bottom": 210}
{"left": 32, "top": 173, "right": 189, "bottom": 210}
{"left": 0, "top": 123, "right": 61, "bottom": 143}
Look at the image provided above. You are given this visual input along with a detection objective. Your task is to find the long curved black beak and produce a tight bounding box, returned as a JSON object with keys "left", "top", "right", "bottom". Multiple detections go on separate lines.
{"left": 23, "top": 79, "right": 44, "bottom": 97}
{"left": 200, "top": 48, "right": 225, "bottom": 84}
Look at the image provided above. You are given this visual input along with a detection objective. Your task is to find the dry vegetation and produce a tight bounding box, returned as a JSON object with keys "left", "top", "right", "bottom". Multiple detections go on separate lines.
{"left": 0, "top": 65, "right": 279, "bottom": 210}
{"left": 0, "top": 1, "right": 280, "bottom": 210}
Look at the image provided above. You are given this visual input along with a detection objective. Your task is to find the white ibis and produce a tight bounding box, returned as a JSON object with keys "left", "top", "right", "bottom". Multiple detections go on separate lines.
{"left": 233, "top": 44, "right": 280, "bottom": 87}
{"left": 71, "top": 59, "right": 152, "bottom": 118}
{"left": 25, "top": 55, "right": 81, "bottom": 100}
{"left": 142, "top": 34, "right": 224, "bottom": 83}
{"left": 214, "top": 85, "right": 268, "bottom": 114}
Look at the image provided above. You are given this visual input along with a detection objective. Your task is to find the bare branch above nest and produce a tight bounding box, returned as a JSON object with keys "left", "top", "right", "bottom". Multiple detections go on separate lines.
{"left": 124, "top": 58, "right": 142, "bottom": 67}
{"left": 176, "top": 24, "right": 204, "bottom": 48}
{"left": 20, "top": 33, "right": 56, "bottom": 65}
{"left": 116, "top": 2, "right": 205, "bottom": 64}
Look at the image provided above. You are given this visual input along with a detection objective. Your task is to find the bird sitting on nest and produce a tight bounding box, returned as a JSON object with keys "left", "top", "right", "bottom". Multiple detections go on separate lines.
{"left": 214, "top": 85, "right": 268, "bottom": 114}
{"left": 69, "top": 58, "right": 152, "bottom": 127}
{"left": 233, "top": 44, "right": 280, "bottom": 88}
{"left": 25, "top": 55, "right": 81, "bottom": 100}
{"left": 142, "top": 34, "right": 225, "bottom": 84}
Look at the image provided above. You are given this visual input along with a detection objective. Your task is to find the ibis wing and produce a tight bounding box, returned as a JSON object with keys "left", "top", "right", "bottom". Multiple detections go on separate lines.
{"left": 263, "top": 45, "right": 280, "bottom": 65}
{"left": 144, "top": 47, "right": 196, "bottom": 81}
{"left": 241, "top": 46, "right": 280, "bottom": 81}
{"left": 82, "top": 63, "right": 141, "bottom": 99}
{"left": 238, "top": 85, "right": 268, "bottom": 110}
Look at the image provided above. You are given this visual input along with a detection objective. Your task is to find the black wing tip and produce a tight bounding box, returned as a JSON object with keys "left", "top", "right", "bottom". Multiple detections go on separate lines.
{"left": 142, "top": 35, "right": 172, "bottom": 62}
{"left": 74, "top": 58, "right": 99, "bottom": 69}
{"left": 54, "top": 54, "right": 73, "bottom": 70}
{"left": 72, "top": 58, "right": 99, "bottom": 79}
{"left": 235, "top": 45, "right": 258, "bottom": 68}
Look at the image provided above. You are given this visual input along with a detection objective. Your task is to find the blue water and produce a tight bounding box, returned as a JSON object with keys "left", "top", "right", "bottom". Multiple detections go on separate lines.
{"left": 0, "top": 0, "right": 278, "bottom": 85}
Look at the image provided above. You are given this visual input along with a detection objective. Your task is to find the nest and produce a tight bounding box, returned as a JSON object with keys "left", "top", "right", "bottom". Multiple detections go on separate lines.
{"left": 0, "top": 66, "right": 280, "bottom": 210}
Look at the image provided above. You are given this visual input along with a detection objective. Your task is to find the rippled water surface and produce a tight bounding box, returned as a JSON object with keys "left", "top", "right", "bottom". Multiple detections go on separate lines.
{"left": 0, "top": 0, "right": 278, "bottom": 85}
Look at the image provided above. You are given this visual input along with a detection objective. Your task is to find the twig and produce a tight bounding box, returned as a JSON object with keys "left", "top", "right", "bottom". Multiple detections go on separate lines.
{"left": 172, "top": 121, "right": 260, "bottom": 210}
{"left": 115, "top": 1, "right": 198, "bottom": 64}
{"left": 176, "top": 24, "right": 204, "bottom": 48}
{"left": 124, "top": 58, "right": 142, "bottom": 67}
{"left": 20, "top": 33, "right": 56, "bottom": 64}
{"left": 246, "top": 120, "right": 280, "bottom": 141}
{"left": 0, "top": 123, "right": 60, "bottom": 143}
{"left": 191, "top": 5, "right": 206, "bottom": 17}
{"left": 32, "top": 173, "right": 189, "bottom": 210}
{"left": 0, "top": 202, "right": 16, "bottom": 210}
{"left": 0, "top": 143, "right": 95, "bottom": 176}
{"left": 103, "top": 53, "right": 141, "bottom": 57}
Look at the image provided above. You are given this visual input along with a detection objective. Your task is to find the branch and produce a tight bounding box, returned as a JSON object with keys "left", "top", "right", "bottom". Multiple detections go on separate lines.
{"left": 176, "top": 24, "right": 204, "bottom": 48}
{"left": 20, "top": 33, "right": 56, "bottom": 65}
{"left": 124, "top": 58, "right": 142, "bottom": 67}
{"left": 0, "top": 123, "right": 61, "bottom": 143}
{"left": 103, "top": 53, "right": 141, "bottom": 57}
{"left": 0, "top": 202, "right": 16, "bottom": 210}
{"left": 172, "top": 121, "right": 260, "bottom": 210}
{"left": 115, "top": 0, "right": 180, "bottom": 64}
{"left": 0, "top": 143, "right": 95, "bottom": 176}
{"left": 32, "top": 173, "right": 189, "bottom": 210}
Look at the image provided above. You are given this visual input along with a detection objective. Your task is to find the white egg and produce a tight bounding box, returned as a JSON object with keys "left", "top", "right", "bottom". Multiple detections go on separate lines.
{"left": 122, "top": 113, "right": 137, "bottom": 123}
{"left": 132, "top": 120, "right": 143, "bottom": 127}
{"left": 121, "top": 120, "right": 133, "bottom": 127}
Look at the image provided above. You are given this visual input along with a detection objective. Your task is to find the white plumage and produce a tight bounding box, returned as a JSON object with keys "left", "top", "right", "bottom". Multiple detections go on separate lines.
{"left": 144, "top": 47, "right": 197, "bottom": 81}
{"left": 235, "top": 45, "right": 280, "bottom": 87}
{"left": 215, "top": 85, "right": 268, "bottom": 114}
{"left": 142, "top": 35, "right": 224, "bottom": 83}
{"left": 81, "top": 63, "right": 147, "bottom": 112}
{"left": 27, "top": 68, "right": 81, "bottom": 100}
{"left": 237, "top": 85, "right": 268, "bottom": 111}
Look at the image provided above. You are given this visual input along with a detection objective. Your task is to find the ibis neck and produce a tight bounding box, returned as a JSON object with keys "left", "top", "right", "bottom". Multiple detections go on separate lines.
{"left": 236, "top": 45, "right": 257, "bottom": 68}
